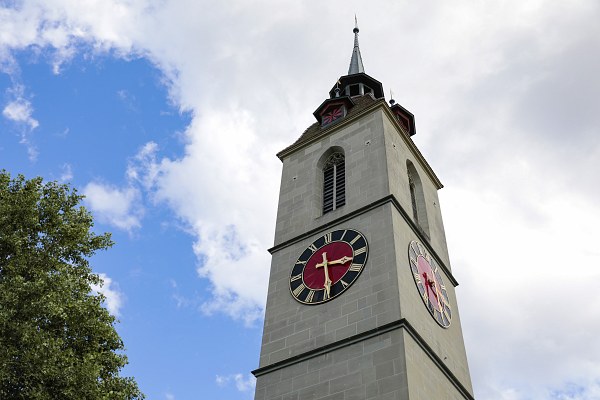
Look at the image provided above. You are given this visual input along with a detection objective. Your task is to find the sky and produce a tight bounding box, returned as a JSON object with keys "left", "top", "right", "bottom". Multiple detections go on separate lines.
{"left": 1, "top": 1, "right": 600, "bottom": 399}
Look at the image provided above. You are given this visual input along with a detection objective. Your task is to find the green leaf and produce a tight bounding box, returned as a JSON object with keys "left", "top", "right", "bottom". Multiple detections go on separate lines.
{"left": 0, "top": 171, "right": 144, "bottom": 399}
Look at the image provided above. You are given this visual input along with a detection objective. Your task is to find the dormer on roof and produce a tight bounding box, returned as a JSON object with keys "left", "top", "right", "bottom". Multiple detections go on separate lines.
{"left": 313, "top": 95, "right": 355, "bottom": 127}
{"left": 389, "top": 98, "right": 416, "bottom": 136}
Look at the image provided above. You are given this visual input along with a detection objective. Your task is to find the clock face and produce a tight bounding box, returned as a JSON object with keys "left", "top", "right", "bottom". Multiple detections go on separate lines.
{"left": 322, "top": 106, "right": 344, "bottom": 125}
{"left": 289, "top": 229, "right": 368, "bottom": 305}
{"left": 408, "top": 240, "right": 452, "bottom": 328}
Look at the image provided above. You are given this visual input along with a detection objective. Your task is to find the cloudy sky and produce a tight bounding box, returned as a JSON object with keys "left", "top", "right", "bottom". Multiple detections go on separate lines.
{"left": 2, "top": 1, "right": 599, "bottom": 399}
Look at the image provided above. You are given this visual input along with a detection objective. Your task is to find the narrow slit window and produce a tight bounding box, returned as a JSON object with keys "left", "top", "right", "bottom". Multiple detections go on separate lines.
{"left": 409, "top": 175, "right": 419, "bottom": 225}
{"left": 407, "top": 160, "right": 430, "bottom": 237}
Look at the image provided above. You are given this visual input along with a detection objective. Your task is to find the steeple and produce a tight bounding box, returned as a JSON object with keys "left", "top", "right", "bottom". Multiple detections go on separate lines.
{"left": 310, "top": 22, "right": 384, "bottom": 127}
{"left": 348, "top": 16, "right": 365, "bottom": 74}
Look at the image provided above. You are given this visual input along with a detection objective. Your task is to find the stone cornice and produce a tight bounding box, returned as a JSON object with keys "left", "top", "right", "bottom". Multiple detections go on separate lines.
{"left": 268, "top": 194, "right": 458, "bottom": 287}
{"left": 252, "top": 318, "right": 474, "bottom": 400}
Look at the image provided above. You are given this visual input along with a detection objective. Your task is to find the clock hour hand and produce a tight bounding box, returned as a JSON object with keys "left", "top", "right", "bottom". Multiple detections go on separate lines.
{"left": 427, "top": 278, "right": 437, "bottom": 297}
{"left": 327, "top": 255, "right": 352, "bottom": 266}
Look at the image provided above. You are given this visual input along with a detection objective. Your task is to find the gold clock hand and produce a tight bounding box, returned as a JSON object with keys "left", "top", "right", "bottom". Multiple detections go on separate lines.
{"left": 327, "top": 256, "right": 352, "bottom": 266}
{"left": 427, "top": 277, "right": 444, "bottom": 313}
{"left": 315, "top": 252, "right": 332, "bottom": 298}
{"left": 434, "top": 281, "right": 448, "bottom": 309}
{"left": 425, "top": 274, "right": 438, "bottom": 309}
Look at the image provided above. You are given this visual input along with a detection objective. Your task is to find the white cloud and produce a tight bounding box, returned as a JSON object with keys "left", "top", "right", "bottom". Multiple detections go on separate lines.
{"left": 165, "top": 393, "right": 175, "bottom": 400}
{"left": 143, "top": 110, "right": 278, "bottom": 325}
{"left": 90, "top": 273, "right": 123, "bottom": 317}
{"left": 444, "top": 180, "right": 600, "bottom": 398}
{"left": 126, "top": 141, "right": 161, "bottom": 191}
{"left": 124, "top": 110, "right": 278, "bottom": 324}
{"left": 82, "top": 181, "right": 142, "bottom": 232}
{"left": 59, "top": 163, "right": 73, "bottom": 182}
{"left": 2, "top": 97, "right": 39, "bottom": 130}
{"left": 2, "top": 0, "right": 600, "bottom": 398}
{"left": 215, "top": 373, "right": 256, "bottom": 392}
{"left": 2, "top": 84, "right": 40, "bottom": 160}
{"left": 80, "top": 142, "right": 161, "bottom": 233}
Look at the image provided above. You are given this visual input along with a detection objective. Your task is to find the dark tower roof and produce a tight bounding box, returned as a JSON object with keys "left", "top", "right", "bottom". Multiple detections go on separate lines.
{"left": 306, "top": 21, "right": 416, "bottom": 138}
{"left": 327, "top": 21, "right": 384, "bottom": 100}
{"left": 348, "top": 17, "right": 365, "bottom": 74}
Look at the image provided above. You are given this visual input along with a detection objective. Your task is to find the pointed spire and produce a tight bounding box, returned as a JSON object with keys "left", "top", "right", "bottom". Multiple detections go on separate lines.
{"left": 348, "top": 15, "right": 365, "bottom": 75}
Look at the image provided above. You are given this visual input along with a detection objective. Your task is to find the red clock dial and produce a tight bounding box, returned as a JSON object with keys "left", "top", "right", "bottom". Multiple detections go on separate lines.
{"left": 408, "top": 240, "right": 452, "bottom": 328}
{"left": 289, "top": 229, "right": 368, "bottom": 304}
{"left": 322, "top": 106, "right": 344, "bottom": 125}
{"left": 302, "top": 242, "right": 353, "bottom": 290}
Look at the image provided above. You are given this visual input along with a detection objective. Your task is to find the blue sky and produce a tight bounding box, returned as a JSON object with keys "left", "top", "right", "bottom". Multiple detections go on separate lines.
{"left": 2, "top": 52, "right": 260, "bottom": 398}
{"left": 2, "top": 1, "right": 600, "bottom": 399}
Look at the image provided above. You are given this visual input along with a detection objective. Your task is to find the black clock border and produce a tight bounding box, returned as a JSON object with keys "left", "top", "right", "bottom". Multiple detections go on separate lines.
{"left": 289, "top": 229, "right": 368, "bottom": 305}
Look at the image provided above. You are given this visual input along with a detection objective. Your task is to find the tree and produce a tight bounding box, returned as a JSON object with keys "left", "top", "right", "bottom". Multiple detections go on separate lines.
{"left": 0, "top": 171, "right": 144, "bottom": 399}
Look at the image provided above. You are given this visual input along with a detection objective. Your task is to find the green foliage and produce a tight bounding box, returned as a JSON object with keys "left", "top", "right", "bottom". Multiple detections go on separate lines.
{"left": 0, "top": 171, "right": 144, "bottom": 399}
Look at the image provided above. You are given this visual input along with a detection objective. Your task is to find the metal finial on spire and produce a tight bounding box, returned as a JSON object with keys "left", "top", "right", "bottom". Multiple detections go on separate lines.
{"left": 348, "top": 16, "right": 365, "bottom": 75}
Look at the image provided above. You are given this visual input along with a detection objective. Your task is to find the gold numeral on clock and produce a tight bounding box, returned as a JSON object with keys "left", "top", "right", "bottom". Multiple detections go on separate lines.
{"left": 323, "top": 289, "right": 330, "bottom": 300}
{"left": 413, "top": 273, "right": 421, "bottom": 283}
{"left": 353, "top": 246, "right": 366, "bottom": 256}
{"left": 306, "top": 290, "right": 315, "bottom": 302}
{"left": 291, "top": 275, "right": 302, "bottom": 283}
{"left": 308, "top": 244, "right": 318, "bottom": 252}
{"left": 324, "top": 233, "right": 332, "bottom": 244}
{"left": 293, "top": 283, "right": 306, "bottom": 297}
{"left": 340, "top": 279, "right": 349, "bottom": 288}
{"left": 410, "top": 241, "right": 419, "bottom": 255}
{"left": 349, "top": 235, "right": 361, "bottom": 245}
{"left": 427, "top": 299, "right": 434, "bottom": 312}
{"left": 443, "top": 306, "right": 450, "bottom": 318}
{"left": 349, "top": 263, "right": 362, "bottom": 272}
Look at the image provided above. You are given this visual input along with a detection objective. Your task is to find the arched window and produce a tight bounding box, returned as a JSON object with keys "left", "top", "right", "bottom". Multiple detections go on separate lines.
{"left": 323, "top": 152, "right": 345, "bottom": 214}
{"left": 407, "top": 160, "right": 430, "bottom": 237}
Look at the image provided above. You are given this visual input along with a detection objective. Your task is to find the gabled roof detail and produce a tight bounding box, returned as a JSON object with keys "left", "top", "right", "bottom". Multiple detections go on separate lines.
{"left": 313, "top": 96, "right": 355, "bottom": 126}
{"left": 348, "top": 17, "right": 365, "bottom": 74}
{"left": 390, "top": 100, "right": 417, "bottom": 136}
{"left": 282, "top": 96, "right": 381, "bottom": 158}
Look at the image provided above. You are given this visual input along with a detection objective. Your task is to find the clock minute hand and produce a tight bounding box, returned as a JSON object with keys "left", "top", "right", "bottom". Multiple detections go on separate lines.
{"left": 434, "top": 281, "right": 448, "bottom": 309}
{"left": 427, "top": 277, "right": 444, "bottom": 312}
{"left": 315, "top": 252, "right": 332, "bottom": 297}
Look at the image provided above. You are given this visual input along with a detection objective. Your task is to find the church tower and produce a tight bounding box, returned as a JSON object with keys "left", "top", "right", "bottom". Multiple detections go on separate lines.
{"left": 252, "top": 23, "right": 474, "bottom": 400}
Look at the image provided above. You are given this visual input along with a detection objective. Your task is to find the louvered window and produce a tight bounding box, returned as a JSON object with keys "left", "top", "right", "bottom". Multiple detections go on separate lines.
{"left": 323, "top": 153, "right": 345, "bottom": 214}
